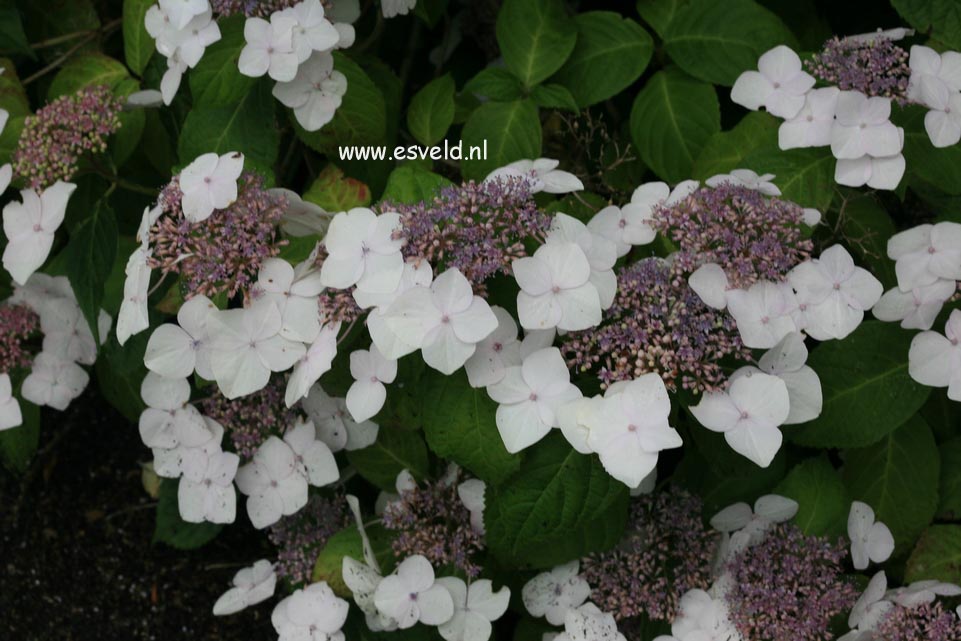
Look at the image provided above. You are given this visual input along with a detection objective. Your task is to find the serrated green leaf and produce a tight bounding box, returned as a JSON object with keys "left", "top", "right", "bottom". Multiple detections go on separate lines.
{"left": 407, "top": 74, "right": 456, "bottom": 146}
{"left": 461, "top": 99, "right": 542, "bottom": 181}
{"left": 899, "top": 105, "right": 961, "bottom": 196}
{"left": 463, "top": 68, "right": 524, "bottom": 102}
{"left": 0, "top": 5, "right": 34, "bottom": 58}
{"left": 189, "top": 15, "right": 256, "bottom": 107}
{"left": 692, "top": 111, "right": 779, "bottom": 179}
{"left": 663, "top": 0, "right": 798, "bottom": 86}
{"left": 153, "top": 478, "right": 222, "bottom": 549}
{"left": 65, "top": 200, "right": 118, "bottom": 344}
{"left": 346, "top": 427, "right": 430, "bottom": 492}
{"left": 381, "top": 164, "right": 452, "bottom": 205}
{"left": 774, "top": 456, "right": 849, "bottom": 537}
{"left": 629, "top": 69, "right": 720, "bottom": 183}
{"left": 891, "top": 0, "right": 961, "bottom": 50}
{"left": 495, "top": 0, "right": 577, "bottom": 88}
{"left": 530, "top": 83, "right": 579, "bottom": 112}
{"left": 0, "top": 396, "right": 40, "bottom": 474}
{"left": 551, "top": 12, "right": 653, "bottom": 108}
{"left": 485, "top": 433, "right": 629, "bottom": 569}
{"left": 789, "top": 321, "right": 931, "bottom": 448}
{"left": 636, "top": 0, "right": 687, "bottom": 38}
{"left": 303, "top": 163, "right": 371, "bottom": 211}
{"left": 312, "top": 523, "right": 396, "bottom": 596}
{"left": 123, "top": 0, "right": 154, "bottom": 74}
{"left": 842, "top": 416, "right": 939, "bottom": 547}
{"left": 741, "top": 145, "right": 835, "bottom": 211}
{"left": 421, "top": 370, "right": 521, "bottom": 485}
{"left": 906, "top": 525, "right": 961, "bottom": 583}
{"left": 95, "top": 331, "right": 148, "bottom": 423}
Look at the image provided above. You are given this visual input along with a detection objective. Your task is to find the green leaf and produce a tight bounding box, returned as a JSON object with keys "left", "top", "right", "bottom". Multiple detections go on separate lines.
{"left": 789, "top": 321, "right": 931, "bottom": 448}
{"left": 485, "top": 434, "right": 629, "bottom": 569}
{"left": 530, "top": 83, "right": 579, "bottom": 112}
{"left": 551, "top": 12, "right": 653, "bottom": 108}
{"left": 906, "top": 525, "right": 961, "bottom": 584}
{"left": 65, "top": 200, "right": 118, "bottom": 344}
{"left": 0, "top": 59, "right": 30, "bottom": 165}
{"left": 407, "top": 74, "right": 456, "bottom": 147}
{"left": 346, "top": 427, "right": 430, "bottom": 492}
{"left": 421, "top": 370, "right": 521, "bottom": 485}
{"left": 937, "top": 437, "right": 961, "bottom": 520}
{"left": 0, "top": 397, "right": 40, "bottom": 473}
{"left": 178, "top": 78, "right": 279, "bottom": 176}
{"left": 123, "top": 0, "right": 154, "bottom": 74}
{"left": 189, "top": 15, "right": 255, "bottom": 107}
{"left": 629, "top": 69, "right": 720, "bottom": 183}
{"left": 153, "top": 479, "right": 222, "bottom": 549}
{"left": 663, "top": 0, "right": 798, "bottom": 86}
{"left": 692, "top": 111, "right": 779, "bottom": 179}
{"left": 740, "top": 145, "right": 835, "bottom": 211}
{"left": 636, "top": 0, "right": 685, "bottom": 37}
{"left": 21, "top": 0, "right": 99, "bottom": 64}
{"left": 831, "top": 193, "right": 898, "bottom": 289}
{"left": 312, "top": 523, "right": 396, "bottom": 596}
{"left": 891, "top": 0, "right": 961, "bottom": 50}
{"left": 495, "top": 0, "right": 577, "bottom": 88}
{"left": 463, "top": 68, "right": 524, "bottom": 102}
{"left": 303, "top": 164, "right": 371, "bottom": 211}
{"left": 295, "top": 52, "right": 386, "bottom": 153}
{"left": 842, "top": 416, "right": 940, "bottom": 547}
{"left": 0, "top": 4, "right": 34, "bottom": 58}
{"left": 899, "top": 105, "right": 961, "bottom": 196}
{"left": 381, "top": 164, "right": 452, "bottom": 205}
{"left": 774, "top": 456, "right": 849, "bottom": 537}
{"left": 95, "top": 331, "right": 148, "bottom": 423}
{"left": 461, "top": 99, "right": 542, "bottom": 181}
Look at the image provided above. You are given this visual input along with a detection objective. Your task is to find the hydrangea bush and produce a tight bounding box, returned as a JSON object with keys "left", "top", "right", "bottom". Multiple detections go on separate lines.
{"left": 2, "top": 0, "right": 961, "bottom": 639}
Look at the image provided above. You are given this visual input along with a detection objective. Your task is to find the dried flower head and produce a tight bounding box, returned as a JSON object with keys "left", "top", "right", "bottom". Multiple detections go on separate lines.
{"left": 268, "top": 493, "right": 350, "bottom": 586}
{"left": 581, "top": 486, "right": 718, "bottom": 623}
{"left": 200, "top": 375, "right": 297, "bottom": 460}
{"left": 389, "top": 177, "right": 552, "bottom": 290}
{"left": 808, "top": 35, "right": 911, "bottom": 103}
{"left": 562, "top": 257, "right": 749, "bottom": 393}
{"left": 148, "top": 172, "right": 288, "bottom": 300}
{"left": 876, "top": 601, "right": 961, "bottom": 641}
{"left": 381, "top": 473, "right": 484, "bottom": 578}
{"left": 13, "top": 85, "right": 123, "bottom": 191}
{"left": 651, "top": 183, "right": 813, "bottom": 289}
{"left": 725, "top": 522, "right": 858, "bottom": 641}
{"left": 0, "top": 303, "right": 39, "bottom": 374}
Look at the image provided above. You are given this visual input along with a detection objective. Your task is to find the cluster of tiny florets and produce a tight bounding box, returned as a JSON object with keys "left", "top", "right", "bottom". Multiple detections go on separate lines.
{"left": 208, "top": 0, "right": 302, "bottom": 17}
{"left": 875, "top": 601, "right": 961, "bottom": 641}
{"left": 12, "top": 85, "right": 123, "bottom": 191}
{"left": 267, "top": 493, "right": 350, "bottom": 586}
{"left": 381, "top": 476, "right": 484, "bottom": 578}
{"left": 651, "top": 183, "right": 813, "bottom": 288}
{"left": 808, "top": 35, "right": 911, "bottom": 103}
{"left": 390, "top": 177, "right": 552, "bottom": 290}
{"left": 200, "top": 376, "right": 296, "bottom": 459}
{"left": 0, "top": 303, "right": 39, "bottom": 374}
{"left": 581, "top": 486, "right": 718, "bottom": 623}
{"left": 148, "top": 172, "right": 288, "bottom": 300}
{"left": 562, "top": 257, "right": 749, "bottom": 393}
{"left": 724, "top": 523, "right": 858, "bottom": 641}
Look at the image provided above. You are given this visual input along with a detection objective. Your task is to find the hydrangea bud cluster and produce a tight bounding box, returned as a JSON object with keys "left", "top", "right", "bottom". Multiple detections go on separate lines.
{"left": 381, "top": 474, "right": 484, "bottom": 577}
{"left": 581, "top": 486, "right": 718, "bottom": 622}
{"left": 808, "top": 35, "right": 911, "bottom": 102}
{"left": 0, "top": 303, "right": 39, "bottom": 374}
{"left": 148, "top": 172, "right": 288, "bottom": 299}
{"left": 724, "top": 523, "right": 858, "bottom": 641}
{"left": 267, "top": 493, "right": 349, "bottom": 585}
{"left": 562, "top": 257, "right": 749, "bottom": 393}
{"left": 200, "top": 375, "right": 296, "bottom": 459}
{"left": 390, "top": 176, "right": 552, "bottom": 290}
{"left": 651, "top": 183, "right": 813, "bottom": 289}
{"left": 875, "top": 601, "right": 961, "bottom": 641}
{"left": 12, "top": 85, "right": 122, "bottom": 191}
{"left": 209, "top": 0, "right": 302, "bottom": 17}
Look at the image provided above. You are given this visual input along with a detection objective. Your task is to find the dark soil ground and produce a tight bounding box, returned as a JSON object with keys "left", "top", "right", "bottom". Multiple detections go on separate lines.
{"left": 0, "top": 391, "right": 277, "bottom": 640}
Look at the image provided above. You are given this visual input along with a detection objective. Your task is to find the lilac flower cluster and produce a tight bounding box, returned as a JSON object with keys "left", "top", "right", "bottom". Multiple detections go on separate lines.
{"left": 381, "top": 475, "right": 483, "bottom": 578}
{"left": 208, "top": 0, "right": 301, "bottom": 17}
{"left": 0, "top": 303, "right": 38, "bottom": 374}
{"left": 651, "top": 183, "right": 813, "bottom": 288}
{"left": 390, "top": 177, "right": 551, "bottom": 290}
{"left": 562, "top": 257, "right": 749, "bottom": 393}
{"left": 12, "top": 85, "right": 122, "bottom": 191}
{"left": 148, "top": 172, "right": 288, "bottom": 300}
{"left": 200, "top": 376, "right": 296, "bottom": 459}
{"left": 876, "top": 601, "right": 961, "bottom": 641}
{"left": 724, "top": 523, "right": 857, "bottom": 641}
{"left": 581, "top": 486, "right": 718, "bottom": 622}
{"left": 808, "top": 36, "right": 911, "bottom": 102}
{"left": 267, "top": 493, "right": 350, "bottom": 586}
